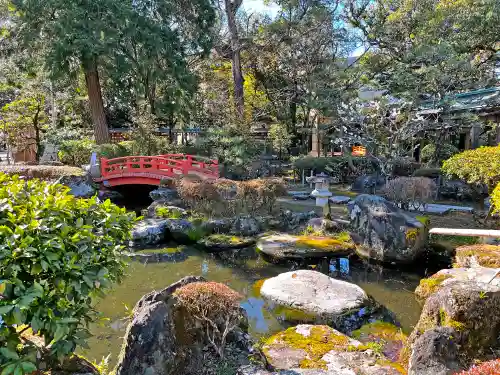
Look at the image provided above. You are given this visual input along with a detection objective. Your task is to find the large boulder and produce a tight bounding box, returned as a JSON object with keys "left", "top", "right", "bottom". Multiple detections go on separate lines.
{"left": 408, "top": 327, "right": 463, "bottom": 375}
{"left": 131, "top": 218, "right": 194, "bottom": 247}
{"left": 407, "top": 281, "right": 500, "bottom": 365}
{"left": 347, "top": 194, "right": 428, "bottom": 264}
{"left": 231, "top": 216, "right": 262, "bottom": 236}
{"left": 260, "top": 270, "right": 385, "bottom": 333}
{"left": 149, "top": 187, "right": 179, "bottom": 202}
{"left": 260, "top": 325, "right": 402, "bottom": 374}
{"left": 115, "top": 277, "right": 249, "bottom": 375}
{"left": 56, "top": 175, "right": 97, "bottom": 198}
{"left": 257, "top": 233, "right": 355, "bottom": 260}
{"left": 455, "top": 244, "right": 500, "bottom": 268}
{"left": 415, "top": 267, "right": 500, "bottom": 300}
{"left": 438, "top": 180, "right": 487, "bottom": 201}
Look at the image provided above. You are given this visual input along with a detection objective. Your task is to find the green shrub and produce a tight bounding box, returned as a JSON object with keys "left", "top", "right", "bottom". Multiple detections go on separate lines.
{"left": 0, "top": 165, "right": 83, "bottom": 180}
{"left": 292, "top": 156, "right": 377, "bottom": 182}
{"left": 492, "top": 183, "right": 500, "bottom": 215}
{"left": 0, "top": 174, "right": 135, "bottom": 373}
{"left": 92, "top": 143, "right": 130, "bottom": 159}
{"left": 442, "top": 145, "right": 500, "bottom": 189}
{"left": 413, "top": 168, "right": 442, "bottom": 179}
{"left": 58, "top": 139, "right": 95, "bottom": 166}
{"left": 389, "top": 157, "right": 421, "bottom": 177}
{"left": 421, "top": 143, "right": 459, "bottom": 166}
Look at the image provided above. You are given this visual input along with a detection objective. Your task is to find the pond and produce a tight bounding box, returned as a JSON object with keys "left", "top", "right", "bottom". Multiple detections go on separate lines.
{"left": 79, "top": 246, "right": 425, "bottom": 367}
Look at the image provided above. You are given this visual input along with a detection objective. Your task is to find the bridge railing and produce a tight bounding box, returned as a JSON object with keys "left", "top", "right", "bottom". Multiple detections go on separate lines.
{"left": 98, "top": 154, "right": 219, "bottom": 180}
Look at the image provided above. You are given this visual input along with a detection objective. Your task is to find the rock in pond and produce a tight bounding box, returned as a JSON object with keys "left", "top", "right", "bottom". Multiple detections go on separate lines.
{"left": 198, "top": 234, "right": 256, "bottom": 252}
{"left": 147, "top": 204, "right": 188, "bottom": 219}
{"left": 149, "top": 187, "right": 179, "bottom": 201}
{"left": 351, "top": 321, "right": 407, "bottom": 363}
{"left": 231, "top": 216, "right": 262, "bottom": 236}
{"left": 455, "top": 244, "right": 500, "bottom": 268}
{"left": 115, "top": 276, "right": 249, "bottom": 375}
{"left": 131, "top": 218, "right": 194, "bottom": 247}
{"left": 415, "top": 267, "right": 500, "bottom": 300}
{"left": 408, "top": 327, "right": 463, "bottom": 375}
{"left": 126, "top": 247, "right": 188, "bottom": 263}
{"left": 257, "top": 234, "right": 354, "bottom": 260}
{"left": 348, "top": 194, "right": 428, "bottom": 264}
{"left": 407, "top": 280, "right": 500, "bottom": 365}
{"left": 260, "top": 270, "right": 383, "bottom": 333}
{"left": 306, "top": 218, "right": 348, "bottom": 233}
{"left": 57, "top": 175, "right": 97, "bottom": 198}
{"left": 261, "top": 325, "right": 403, "bottom": 374}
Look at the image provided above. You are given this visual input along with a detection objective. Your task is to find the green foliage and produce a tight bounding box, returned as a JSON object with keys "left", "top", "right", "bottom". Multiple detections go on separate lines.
{"left": 292, "top": 156, "right": 377, "bottom": 182}
{"left": 268, "top": 123, "right": 292, "bottom": 156}
{"left": 492, "top": 183, "right": 500, "bottom": 215}
{"left": 58, "top": 139, "right": 95, "bottom": 166}
{"left": 413, "top": 168, "right": 442, "bottom": 179}
{"left": 191, "top": 127, "right": 261, "bottom": 179}
{"left": 155, "top": 207, "right": 185, "bottom": 219}
{"left": 420, "top": 143, "right": 459, "bottom": 166}
{"left": 0, "top": 174, "right": 135, "bottom": 373}
{"left": 1, "top": 93, "right": 48, "bottom": 161}
{"left": 93, "top": 143, "right": 130, "bottom": 159}
{"left": 442, "top": 145, "right": 500, "bottom": 189}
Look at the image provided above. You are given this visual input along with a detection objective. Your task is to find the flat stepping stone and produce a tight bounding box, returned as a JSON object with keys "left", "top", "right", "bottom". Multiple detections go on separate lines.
{"left": 125, "top": 247, "right": 188, "bottom": 263}
{"left": 257, "top": 233, "right": 354, "bottom": 260}
{"left": 329, "top": 195, "right": 352, "bottom": 204}
{"left": 409, "top": 203, "right": 473, "bottom": 215}
{"left": 197, "top": 235, "right": 256, "bottom": 252}
{"left": 260, "top": 270, "right": 370, "bottom": 324}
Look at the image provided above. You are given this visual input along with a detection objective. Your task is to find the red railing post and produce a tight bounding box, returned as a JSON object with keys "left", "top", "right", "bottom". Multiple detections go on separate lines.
{"left": 101, "top": 158, "right": 109, "bottom": 178}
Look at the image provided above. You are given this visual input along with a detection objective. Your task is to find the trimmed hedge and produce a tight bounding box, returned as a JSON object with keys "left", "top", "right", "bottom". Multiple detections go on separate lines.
{"left": 0, "top": 165, "right": 84, "bottom": 180}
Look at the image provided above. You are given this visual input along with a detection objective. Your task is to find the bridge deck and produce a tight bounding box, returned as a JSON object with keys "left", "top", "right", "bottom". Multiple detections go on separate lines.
{"left": 93, "top": 154, "right": 219, "bottom": 186}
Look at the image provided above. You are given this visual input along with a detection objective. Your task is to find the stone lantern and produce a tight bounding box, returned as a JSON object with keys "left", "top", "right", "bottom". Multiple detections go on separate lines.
{"left": 307, "top": 172, "right": 333, "bottom": 217}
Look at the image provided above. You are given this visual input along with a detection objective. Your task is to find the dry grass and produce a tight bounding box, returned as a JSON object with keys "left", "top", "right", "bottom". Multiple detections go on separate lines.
{"left": 175, "top": 177, "right": 287, "bottom": 217}
{"left": 383, "top": 177, "right": 436, "bottom": 210}
{"left": 0, "top": 165, "right": 84, "bottom": 179}
{"left": 456, "top": 360, "right": 500, "bottom": 375}
{"left": 175, "top": 282, "right": 242, "bottom": 358}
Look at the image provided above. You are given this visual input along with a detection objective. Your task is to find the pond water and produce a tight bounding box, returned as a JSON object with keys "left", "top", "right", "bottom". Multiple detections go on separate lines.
{"left": 79, "top": 246, "right": 426, "bottom": 367}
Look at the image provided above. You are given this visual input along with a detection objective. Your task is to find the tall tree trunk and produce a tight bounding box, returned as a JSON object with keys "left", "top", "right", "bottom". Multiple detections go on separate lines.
{"left": 83, "top": 57, "right": 110, "bottom": 144}
{"left": 224, "top": 0, "right": 244, "bottom": 119}
{"left": 33, "top": 102, "right": 42, "bottom": 162}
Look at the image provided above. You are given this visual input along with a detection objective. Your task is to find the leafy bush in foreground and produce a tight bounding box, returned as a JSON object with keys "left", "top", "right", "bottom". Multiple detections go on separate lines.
{"left": 0, "top": 174, "right": 135, "bottom": 374}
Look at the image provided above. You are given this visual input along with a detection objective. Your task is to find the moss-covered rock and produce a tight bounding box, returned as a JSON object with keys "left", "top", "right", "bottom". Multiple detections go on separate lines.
{"left": 406, "top": 281, "right": 500, "bottom": 369}
{"left": 198, "top": 234, "right": 256, "bottom": 252}
{"left": 415, "top": 274, "right": 453, "bottom": 300}
{"left": 455, "top": 244, "right": 500, "bottom": 268}
{"left": 262, "top": 325, "right": 403, "bottom": 374}
{"left": 257, "top": 233, "right": 354, "bottom": 260}
{"left": 415, "top": 268, "right": 500, "bottom": 301}
{"left": 352, "top": 321, "right": 407, "bottom": 362}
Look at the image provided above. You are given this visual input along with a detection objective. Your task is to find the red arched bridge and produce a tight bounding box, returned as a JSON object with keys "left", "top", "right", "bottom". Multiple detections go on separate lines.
{"left": 91, "top": 153, "right": 219, "bottom": 187}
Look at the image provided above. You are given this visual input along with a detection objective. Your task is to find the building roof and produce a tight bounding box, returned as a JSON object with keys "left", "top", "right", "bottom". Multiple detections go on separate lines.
{"left": 418, "top": 87, "right": 500, "bottom": 114}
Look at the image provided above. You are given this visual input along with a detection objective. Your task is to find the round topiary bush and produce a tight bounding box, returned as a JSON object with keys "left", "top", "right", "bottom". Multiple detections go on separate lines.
{"left": 420, "top": 143, "right": 459, "bottom": 166}
{"left": 0, "top": 174, "right": 135, "bottom": 373}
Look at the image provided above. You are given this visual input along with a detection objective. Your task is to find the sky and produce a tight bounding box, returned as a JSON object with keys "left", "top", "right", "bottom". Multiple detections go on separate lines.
{"left": 241, "top": 0, "right": 365, "bottom": 56}
{"left": 242, "top": 0, "right": 280, "bottom": 16}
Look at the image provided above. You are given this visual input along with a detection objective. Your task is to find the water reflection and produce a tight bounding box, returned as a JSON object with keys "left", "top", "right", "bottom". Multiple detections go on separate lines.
{"left": 79, "top": 247, "right": 422, "bottom": 367}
